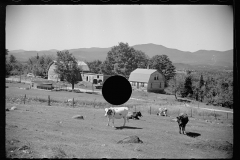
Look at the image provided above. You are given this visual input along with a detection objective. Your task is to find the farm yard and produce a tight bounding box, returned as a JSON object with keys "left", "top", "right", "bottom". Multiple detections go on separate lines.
{"left": 6, "top": 81, "right": 233, "bottom": 158}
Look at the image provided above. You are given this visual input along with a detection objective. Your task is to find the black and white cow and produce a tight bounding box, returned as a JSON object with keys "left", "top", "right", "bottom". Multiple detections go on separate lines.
{"left": 176, "top": 113, "right": 189, "bottom": 134}
{"left": 127, "top": 111, "right": 143, "bottom": 120}
{"left": 104, "top": 107, "right": 129, "bottom": 128}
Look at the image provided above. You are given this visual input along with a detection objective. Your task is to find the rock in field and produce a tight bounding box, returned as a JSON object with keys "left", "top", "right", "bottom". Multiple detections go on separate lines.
{"left": 10, "top": 106, "right": 17, "bottom": 110}
{"left": 117, "top": 136, "right": 143, "bottom": 144}
{"left": 72, "top": 115, "right": 84, "bottom": 120}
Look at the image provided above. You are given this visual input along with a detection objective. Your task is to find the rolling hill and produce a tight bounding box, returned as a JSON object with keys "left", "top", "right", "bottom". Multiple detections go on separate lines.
{"left": 8, "top": 43, "right": 233, "bottom": 70}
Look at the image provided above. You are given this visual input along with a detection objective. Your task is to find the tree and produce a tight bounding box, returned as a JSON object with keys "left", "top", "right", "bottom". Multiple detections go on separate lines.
{"left": 6, "top": 62, "right": 12, "bottom": 77}
{"left": 204, "top": 77, "right": 217, "bottom": 104}
{"left": 181, "top": 73, "right": 193, "bottom": 98}
{"left": 6, "top": 49, "right": 9, "bottom": 55}
{"left": 11, "top": 62, "right": 23, "bottom": 75}
{"left": 148, "top": 55, "right": 176, "bottom": 87}
{"left": 5, "top": 49, "right": 11, "bottom": 76}
{"left": 6, "top": 54, "right": 24, "bottom": 76}
{"left": 198, "top": 74, "right": 205, "bottom": 102}
{"left": 199, "top": 74, "right": 204, "bottom": 89}
{"left": 36, "top": 53, "right": 39, "bottom": 60}
{"left": 27, "top": 55, "right": 54, "bottom": 76}
{"left": 9, "top": 55, "right": 17, "bottom": 64}
{"left": 168, "top": 73, "right": 185, "bottom": 99}
{"left": 101, "top": 42, "right": 149, "bottom": 77}
{"left": 87, "top": 60, "right": 103, "bottom": 74}
{"left": 54, "top": 50, "right": 82, "bottom": 90}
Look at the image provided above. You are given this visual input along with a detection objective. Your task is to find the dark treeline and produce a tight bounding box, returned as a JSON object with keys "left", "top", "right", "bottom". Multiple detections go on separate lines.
{"left": 167, "top": 70, "right": 233, "bottom": 109}
{"left": 6, "top": 49, "right": 54, "bottom": 77}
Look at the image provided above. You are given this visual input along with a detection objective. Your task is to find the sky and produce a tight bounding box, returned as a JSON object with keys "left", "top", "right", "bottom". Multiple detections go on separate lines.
{"left": 6, "top": 5, "right": 233, "bottom": 52}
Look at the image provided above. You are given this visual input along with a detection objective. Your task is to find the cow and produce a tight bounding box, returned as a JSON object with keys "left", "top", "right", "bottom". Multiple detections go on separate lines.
{"left": 127, "top": 111, "right": 142, "bottom": 120}
{"left": 104, "top": 107, "right": 129, "bottom": 128}
{"left": 157, "top": 107, "right": 168, "bottom": 116}
{"left": 176, "top": 113, "right": 189, "bottom": 134}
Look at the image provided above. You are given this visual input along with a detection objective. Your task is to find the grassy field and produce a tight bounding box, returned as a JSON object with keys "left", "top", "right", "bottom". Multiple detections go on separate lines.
{"left": 6, "top": 82, "right": 233, "bottom": 158}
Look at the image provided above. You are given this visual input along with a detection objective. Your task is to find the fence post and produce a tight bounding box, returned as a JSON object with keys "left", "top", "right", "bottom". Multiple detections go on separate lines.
{"left": 48, "top": 95, "right": 50, "bottom": 106}
{"left": 150, "top": 106, "right": 151, "bottom": 115}
{"left": 191, "top": 108, "right": 192, "bottom": 117}
{"left": 227, "top": 112, "right": 228, "bottom": 119}
{"left": 73, "top": 98, "right": 74, "bottom": 107}
{"left": 135, "top": 106, "right": 136, "bottom": 112}
{"left": 24, "top": 94, "right": 26, "bottom": 104}
{"left": 93, "top": 98, "right": 96, "bottom": 108}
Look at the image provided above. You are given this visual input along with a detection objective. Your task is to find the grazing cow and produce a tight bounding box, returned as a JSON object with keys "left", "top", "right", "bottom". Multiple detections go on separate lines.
{"left": 176, "top": 113, "right": 189, "bottom": 134}
{"left": 104, "top": 107, "right": 129, "bottom": 128}
{"left": 127, "top": 111, "right": 143, "bottom": 120}
{"left": 157, "top": 108, "right": 168, "bottom": 116}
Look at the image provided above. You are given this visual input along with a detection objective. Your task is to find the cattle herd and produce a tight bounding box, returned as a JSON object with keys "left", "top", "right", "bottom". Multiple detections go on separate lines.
{"left": 104, "top": 107, "right": 189, "bottom": 134}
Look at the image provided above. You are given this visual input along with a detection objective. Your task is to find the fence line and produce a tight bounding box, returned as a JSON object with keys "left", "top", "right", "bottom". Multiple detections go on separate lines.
{"left": 131, "top": 104, "right": 233, "bottom": 121}
{"left": 129, "top": 96, "right": 233, "bottom": 114}
{"left": 6, "top": 81, "right": 233, "bottom": 121}
{"left": 183, "top": 104, "right": 233, "bottom": 113}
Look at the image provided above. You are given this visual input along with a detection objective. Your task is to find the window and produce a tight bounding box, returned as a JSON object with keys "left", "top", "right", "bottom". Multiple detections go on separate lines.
{"left": 97, "top": 75, "right": 99, "bottom": 78}
{"left": 141, "top": 83, "right": 144, "bottom": 87}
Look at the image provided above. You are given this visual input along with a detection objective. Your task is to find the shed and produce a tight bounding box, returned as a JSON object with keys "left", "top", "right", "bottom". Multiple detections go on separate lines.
{"left": 81, "top": 73, "right": 111, "bottom": 84}
{"left": 31, "top": 81, "right": 53, "bottom": 90}
{"left": 128, "top": 68, "right": 165, "bottom": 93}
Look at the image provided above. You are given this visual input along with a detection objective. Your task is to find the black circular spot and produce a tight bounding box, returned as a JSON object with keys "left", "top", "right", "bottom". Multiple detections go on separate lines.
{"left": 102, "top": 75, "right": 132, "bottom": 105}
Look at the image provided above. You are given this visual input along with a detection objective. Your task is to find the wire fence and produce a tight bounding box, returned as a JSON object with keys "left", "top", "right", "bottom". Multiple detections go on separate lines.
{"left": 6, "top": 91, "right": 233, "bottom": 122}
{"left": 6, "top": 78, "right": 233, "bottom": 122}
{"left": 129, "top": 103, "right": 233, "bottom": 121}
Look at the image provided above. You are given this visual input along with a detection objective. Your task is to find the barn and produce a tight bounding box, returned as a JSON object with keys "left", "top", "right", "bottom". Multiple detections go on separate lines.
{"left": 81, "top": 73, "right": 111, "bottom": 84}
{"left": 47, "top": 60, "right": 90, "bottom": 81}
{"left": 128, "top": 68, "right": 165, "bottom": 93}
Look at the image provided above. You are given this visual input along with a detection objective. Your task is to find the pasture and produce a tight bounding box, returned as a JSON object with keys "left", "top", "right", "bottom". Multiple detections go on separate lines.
{"left": 6, "top": 82, "right": 233, "bottom": 158}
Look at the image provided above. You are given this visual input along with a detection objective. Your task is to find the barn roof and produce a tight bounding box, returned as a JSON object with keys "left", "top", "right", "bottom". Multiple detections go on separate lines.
{"left": 47, "top": 60, "right": 90, "bottom": 72}
{"left": 128, "top": 68, "right": 158, "bottom": 83}
{"left": 77, "top": 61, "right": 90, "bottom": 71}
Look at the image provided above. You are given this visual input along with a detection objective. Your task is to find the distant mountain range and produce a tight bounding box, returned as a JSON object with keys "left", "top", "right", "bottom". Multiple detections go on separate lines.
{"left": 8, "top": 43, "right": 233, "bottom": 71}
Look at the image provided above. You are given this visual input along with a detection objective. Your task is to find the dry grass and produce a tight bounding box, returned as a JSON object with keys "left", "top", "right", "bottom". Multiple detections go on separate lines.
{"left": 6, "top": 82, "right": 233, "bottom": 158}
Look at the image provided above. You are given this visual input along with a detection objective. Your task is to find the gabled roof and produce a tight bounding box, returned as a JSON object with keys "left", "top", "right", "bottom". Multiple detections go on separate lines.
{"left": 77, "top": 61, "right": 87, "bottom": 66}
{"left": 77, "top": 61, "right": 90, "bottom": 71}
{"left": 128, "top": 68, "right": 158, "bottom": 83}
